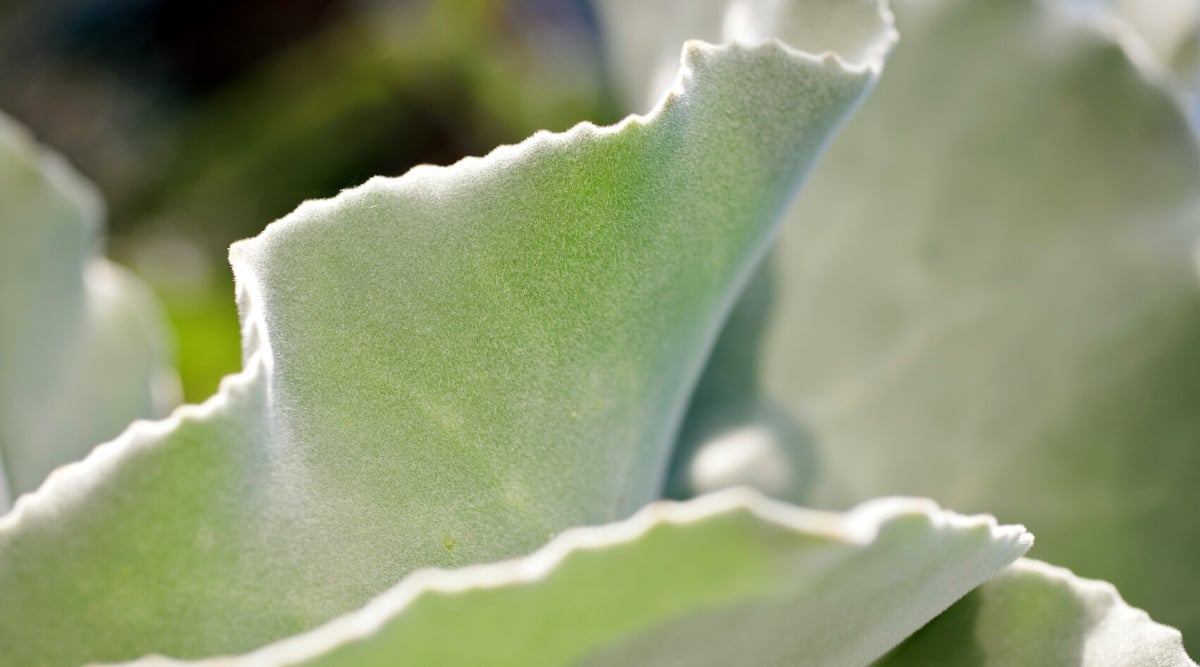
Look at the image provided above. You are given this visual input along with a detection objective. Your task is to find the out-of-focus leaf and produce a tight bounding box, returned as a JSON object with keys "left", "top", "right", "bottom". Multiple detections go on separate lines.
{"left": 0, "top": 112, "right": 177, "bottom": 510}
{"left": 0, "top": 14, "right": 895, "bottom": 663}
{"left": 1110, "top": 0, "right": 1200, "bottom": 88}
{"left": 876, "top": 558, "right": 1197, "bottom": 667}
{"left": 120, "top": 491, "right": 1030, "bottom": 667}
{"left": 658, "top": 0, "right": 1200, "bottom": 642}
{"left": 1058, "top": 0, "right": 1200, "bottom": 126}
{"left": 597, "top": 0, "right": 894, "bottom": 114}
{"left": 1111, "top": 0, "right": 1200, "bottom": 128}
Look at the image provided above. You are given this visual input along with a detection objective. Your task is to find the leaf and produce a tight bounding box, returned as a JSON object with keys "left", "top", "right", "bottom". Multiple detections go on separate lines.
{"left": 1106, "top": 0, "right": 1200, "bottom": 89}
{"left": 0, "top": 113, "right": 178, "bottom": 510}
{"left": 0, "top": 17, "right": 895, "bottom": 665}
{"left": 1110, "top": 0, "right": 1200, "bottom": 128}
{"left": 116, "top": 490, "right": 1030, "bottom": 667}
{"left": 597, "top": 0, "right": 896, "bottom": 115}
{"left": 661, "top": 0, "right": 1200, "bottom": 643}
{"left": 876, "top": 558, "right": 1197, "bottom": 667}
{"left": 1057, "top": 0, "right": 1200, "bottom": 127}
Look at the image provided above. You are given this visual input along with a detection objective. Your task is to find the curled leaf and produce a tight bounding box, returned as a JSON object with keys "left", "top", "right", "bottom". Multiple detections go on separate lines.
{"left": 0, "top": 13, "right": 895, "bottom": 664}
{"left": 660, "top": 0, "right": 1200, "bottom": 643}
{"left": 119, "top": 490, "right": 1031, "bottom": 667}
{"left": 877, "top": 558, "right": 1197, "bottom": 667}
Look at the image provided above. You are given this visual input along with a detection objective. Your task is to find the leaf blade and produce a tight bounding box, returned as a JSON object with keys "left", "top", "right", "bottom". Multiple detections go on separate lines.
{"left": 661, "top": 0, "right": 1200, "bottom": 643}
{"left": 0, "top": 113, "right": 177, "bottom": 507}
{"left": 876, "top": 558, "right": 1197, "bottom": 667}
{"left": 0, "top": 23, "right": 895, "bottom": 664}
{"left": 119, "top": 491, "right": 1031, "bottom": 667}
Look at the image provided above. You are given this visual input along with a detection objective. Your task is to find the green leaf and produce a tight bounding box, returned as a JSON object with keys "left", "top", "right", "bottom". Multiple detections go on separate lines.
{"left": 0, "top": 113, "right": 177, "bottom": 509}
{"left": 665, "top": 0, "right": 1200, "bottom": 644}
{"left": 0, "top": 19, "right": 895, "bottom": 664}
{"left": 876, "top": 558, "right": 1197, "bottom": 667}
{"left": 1106, "top": 0, "right": 1200, "bottom": 90}
{"left": 115, "top": 491, "right": 1030, "bottom": 667}
{"left": 597, "top": 0, "right": 895, "bottom": 114}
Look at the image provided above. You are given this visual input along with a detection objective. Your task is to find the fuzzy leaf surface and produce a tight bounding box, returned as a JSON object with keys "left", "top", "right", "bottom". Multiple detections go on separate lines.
{"left": 121, "top": 491, "right": 1030, "bottom": 667}
{"left": 660, "top": 0, "right": 1200, "bottom": 643}
{"left": 0, "top": 18, "right": 893, "bottom": 665}
{"left": 877, "top": 558, "right": 1197, "bottom": 667}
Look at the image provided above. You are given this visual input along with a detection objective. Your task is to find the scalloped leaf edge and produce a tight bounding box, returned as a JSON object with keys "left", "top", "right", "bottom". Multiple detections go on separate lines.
{"left": 117, "top": 488, "right": 1030, "bottom": 666}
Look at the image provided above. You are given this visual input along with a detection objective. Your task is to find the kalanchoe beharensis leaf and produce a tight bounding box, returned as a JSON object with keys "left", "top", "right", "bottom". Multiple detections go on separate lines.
{"left": 1112, "top": 0, "right": 1200, "bottom": 129}
{"left": 660, "top": 0, "right": 1200, "bottom": 646}
{"left": 1108, "top": 0, "right": 1200, "bottom": 100}
{"left": 0, "top": 7, "right": 896, "bottom": 664}
{"left": 1056, "top": 0, "right": 1200, "bottom": 128}
{"left": 876, "top": 558, "right": 1198, "bottom": 667}
{"left": 0, "top": 113, "right": 178, "bottom": 511}
{"left": 598, "top": 0, "right": 894, "bottom": 114}
{"left": 116, "top": 491, "right": 1030, "bottom": 667}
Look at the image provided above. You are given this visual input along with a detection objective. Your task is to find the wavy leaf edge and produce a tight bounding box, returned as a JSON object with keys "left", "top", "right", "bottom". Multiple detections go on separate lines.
{"left": 116, "top": 487, "right": 1029, "bottom": 666}
{"left": 0, "top": 15, "right": 896, "bottom": 536}
{"left": 1053, "top": 0, "right": 1195, "bottom": 110}
{"left": 1010, "top": 557, "right": 1197, "bottom": 666}
{"left": 878, "top": 556, "right": 1198, "bottom": 666}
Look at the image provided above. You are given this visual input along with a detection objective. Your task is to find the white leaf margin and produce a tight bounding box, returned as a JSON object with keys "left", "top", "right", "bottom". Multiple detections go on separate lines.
{"left": 1053, "top": 0, "right": 1200, "bottom": 124}
{"left": 0, "top": 20, "right": 898, "bottom": 559}
{"left": 113, "top": 488, "right": 1029, "bottom": 667}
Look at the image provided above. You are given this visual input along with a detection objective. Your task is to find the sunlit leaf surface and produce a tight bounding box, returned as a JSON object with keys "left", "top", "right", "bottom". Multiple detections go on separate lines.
{"left": 0, "top": 10, "right": 894, "bottom": 663}
{"left": 121, "top": 491, "right": 1030, "bottom": 667}
{"left": 665, "top": 0, "right": 1200, "bottom": 643}
{"left": 877, "top": 558, "right": 1197, "bottom": 667}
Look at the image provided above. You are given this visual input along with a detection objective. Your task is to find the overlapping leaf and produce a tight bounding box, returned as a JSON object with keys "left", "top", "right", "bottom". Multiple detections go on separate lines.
{"left": 120, "top": 491, "right": 1030, "bottom": 667}
{"left": 1107, "top": 0, "right": 1200, "bottom": 101}
{"left": 877, "top": 559, "right": 1196, "bottom": 667}
{"left": 652, "top": 0, "right": 1200, "bottom": 644}
{"left": 0, "top": 7, "right": 895, "bottom": 663}
{"left": 0, "top": 113, "right": 177, "bottom": 511}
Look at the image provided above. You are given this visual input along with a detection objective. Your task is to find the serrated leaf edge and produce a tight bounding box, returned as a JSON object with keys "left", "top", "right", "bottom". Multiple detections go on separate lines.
{"left": 0, "top": 23, "right": 895, "bottom": 544}
{"left": 117, "top": 488, "right": 1029, "bottom": 666}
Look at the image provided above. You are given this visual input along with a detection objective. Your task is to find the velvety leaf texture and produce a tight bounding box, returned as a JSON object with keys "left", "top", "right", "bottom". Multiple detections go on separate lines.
{"left": 0, "top": 112, "right": 177, "bottom": 511}
{"left": 660, "top": 0, "right": 1200, "bottom": 645}
{"left": 118, "top": 491, "right": 1030, "bottom": 667}
{"left": 876, "top": 559, "right": 1197, "bottom": 667}
{"left": 0, "top": 12, "right": 893, "bottom": 664}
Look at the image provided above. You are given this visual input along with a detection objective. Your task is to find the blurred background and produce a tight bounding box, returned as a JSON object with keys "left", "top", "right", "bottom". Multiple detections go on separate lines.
{"left": 0, "top": 0, "right": 620, "bottom": 402}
